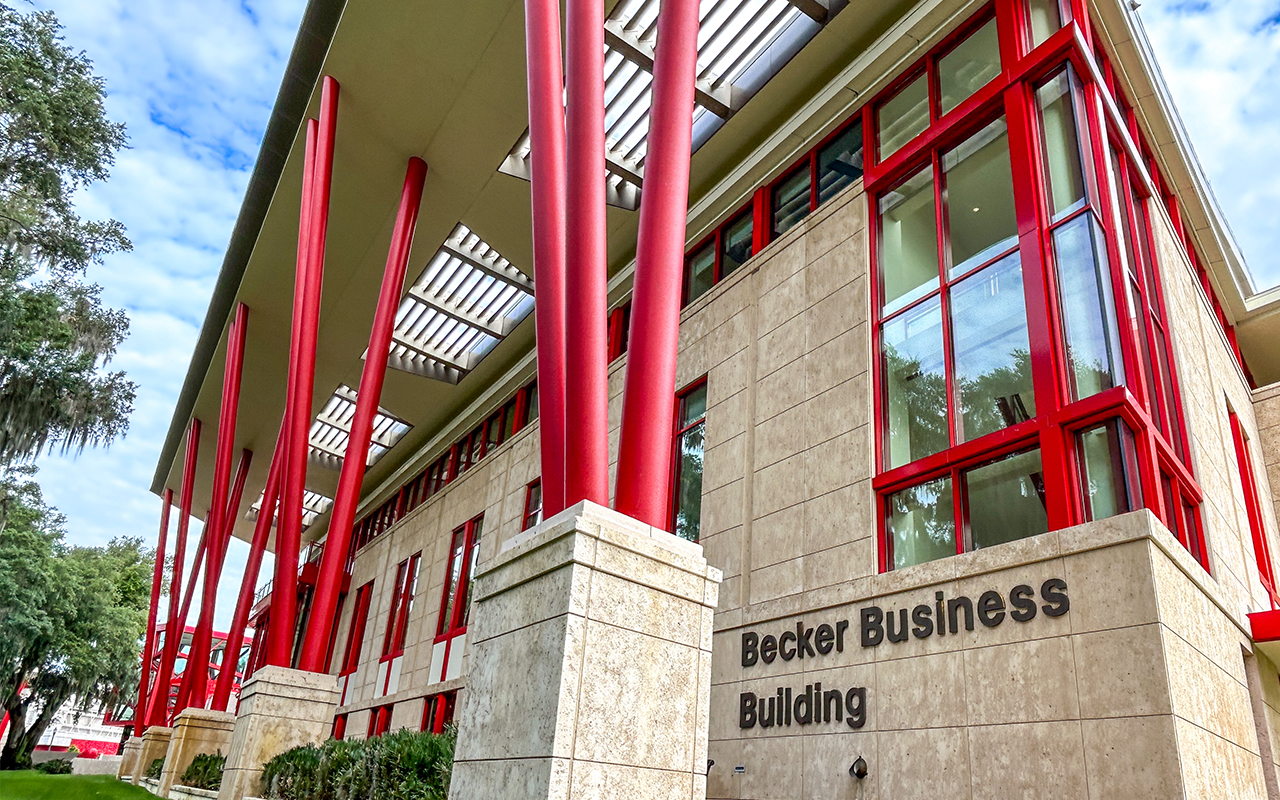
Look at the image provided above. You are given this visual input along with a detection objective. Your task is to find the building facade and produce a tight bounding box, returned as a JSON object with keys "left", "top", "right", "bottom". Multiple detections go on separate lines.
{"left": 156, "top": 0, "right": 1280, "bottom": 796}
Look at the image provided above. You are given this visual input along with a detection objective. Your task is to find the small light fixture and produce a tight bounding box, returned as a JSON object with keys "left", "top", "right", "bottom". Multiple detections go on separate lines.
{"left": 850, "top": 756, "right": 868, "bottom": 780}
{"left": 734, "top": 765, "right": 746, "bottom": 774}
{"left": 972, "top": 207, "right": 981, "bottom": 212}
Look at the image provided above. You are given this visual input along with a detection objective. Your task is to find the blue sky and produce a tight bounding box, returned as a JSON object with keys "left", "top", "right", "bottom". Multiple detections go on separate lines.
{"left": 25, "top": 0, "right": 1280, "bottom": 631}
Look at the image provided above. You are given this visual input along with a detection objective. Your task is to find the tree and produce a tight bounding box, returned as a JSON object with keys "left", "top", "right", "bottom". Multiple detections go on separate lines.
{"left": 0, "top": 481, "right": 151, "bottom": 768}
{"left": 0, "top": 2, "right": 134, "bottom": 477}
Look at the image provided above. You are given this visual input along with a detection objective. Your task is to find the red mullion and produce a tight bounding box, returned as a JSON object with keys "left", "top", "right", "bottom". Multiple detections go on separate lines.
{"left": 954, "top": 462, "right": 967, "bottom": 556}
{"left": 874, "top": 418, "right": 1041, "bottom": 494}
{"left": 435, "top": 529, "right": 462, "bottom": 638}
{"left": 808, "top": 151, "right": 819, "bottom": 214}
{"left": 450, "top": 519, "right": 480, "bottom": 634}
{"left": 1066, "top": 0, "right": 1092, "bottom": 48}
{"left": 934, "top": 148, "right": 961, "bottom": 455}
{"left": 1230, "top": 413, "right": 1277, "bottom": 604}
{"left": 513, "top": 386, "right": 529, "bottom": 434}
{"left": 751, "top": 186, "right": 769, "bottom": 252}
{"left": 993, "top": 0, "right": 1027, "bottom": 67}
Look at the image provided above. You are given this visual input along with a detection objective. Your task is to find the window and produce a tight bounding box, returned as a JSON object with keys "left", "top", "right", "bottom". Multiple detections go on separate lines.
{"left": 771, "top": 119, "right": 865, "bottom": 239}
{"left": 608, "top": 303, "right": 632, "bottom": 361}
{"left": 339, "top": 582, "right": 373, "bottom": 677}
{"left": 523, "top": 479, "right": 543, "bottom": 531}
{"left": 870, "top": 1, "right": 1205, "bottom": 572}
{"left": 672, "top": 381, "right": 707, "bottom": 542}
{"left": 771, "top": 166, "right": 810, "bottom": 238}
{"left": 421, "top": 691, "right": 457, "bottom": 734}
{"left": 1231, "top": 411, "right": 1277, "bottom": 608}
{"left": 381, "top": 554, "right": 420, "bottom": 659}
{"left": 437, "top": 515, "right": 483, "bottom": 639}
{"left": 684, "top": 209, "right": 756, "bottom": 307}
{"left": 368, "top": 704, "right": 392, "bottom": 738}
{"left": 333, "top": 714, "right": 347, "bottom": 740}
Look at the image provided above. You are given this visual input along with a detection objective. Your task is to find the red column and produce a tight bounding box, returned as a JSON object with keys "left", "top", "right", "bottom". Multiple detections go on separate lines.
{"left": 211, "top": 441, "right": 282, "bottom": 711}
{"left": 298, "top": 157, "right": 428, "bottom": 673}
{"left": 524, "top": 0, "right": 569, "bottom": 517}
{"left": 564, "top": 0, "right": 609, "bottom": 508}
{"left": 272, "top": 76, "right": 339, "bottom": 667}
{"left": 615, "top": 0, "right": 702, "bottom": 527}
{"left": 135, "top": 489, "right": 172, "bottom": 736}
{"left": 146, "top": 418, "right": 200, "bottom": 726}
{"left": 180, "top": 303, "right": 250, "bottom": 710}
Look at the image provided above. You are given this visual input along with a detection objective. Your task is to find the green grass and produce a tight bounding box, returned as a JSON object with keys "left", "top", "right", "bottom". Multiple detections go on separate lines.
{"left": 0, "top": 771, "right": 157, "bottom": 800}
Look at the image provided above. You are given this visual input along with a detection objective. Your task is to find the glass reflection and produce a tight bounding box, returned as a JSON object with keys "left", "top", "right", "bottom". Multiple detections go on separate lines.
{"left": 966, "top": 449, "right": 1048, "bottom": 549}
{"left": 1054, "top": 214, "right": 1123, "bottom": 399}
{"left": 883, "top": 297, "right": 948, "bottom": 468}
{"left": 943, "top": 117, "right": 1018, "bottom": 276}
{"left": 880, "top": 167, "right": 939, "bottom": 315}
{"left": 939, "top": 18, "right": 1001, "bottom": 115}
{"left": 878, "top": 74, "right": 929, "bottom": 158}
{"left": 889, "top": 477, "right": 956, "bottom": 569}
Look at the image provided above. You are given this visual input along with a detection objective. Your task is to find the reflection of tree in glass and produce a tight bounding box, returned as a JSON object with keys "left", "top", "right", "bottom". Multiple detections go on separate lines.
{"left": 884, "top": 345, "right": 948, "bottom": 464}
{"left": 675, "top": 423, "right": 704, "bottom": 542}
{"left": 888, "top": 478, "right": 952, "bottom": 550}
{"left": 1063, "top": 345, "right": 1114, "bottom": 400}
{"left": 957, "top": 347, "right": 1034, "bottom": 440}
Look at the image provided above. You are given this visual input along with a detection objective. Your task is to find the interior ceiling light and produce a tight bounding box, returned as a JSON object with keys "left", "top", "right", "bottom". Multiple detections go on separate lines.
{"left": 247, "top": 489, "right": 334, "bottom": 531}
{"left": 307, "top": 384, "right": 411, "bottom": 471}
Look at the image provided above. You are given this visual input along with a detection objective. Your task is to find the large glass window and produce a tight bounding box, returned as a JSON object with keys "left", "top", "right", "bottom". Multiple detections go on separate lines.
{"left": 818, "top": 121, "right": 865, "bottom": 204}
{"left": 381, "top": 553, "right": 420, "bottom": 659}
{"left": 339, "top": 582, "right": 373, "bottom": 677}
{"left": 685, "top": 241, "right": 716, "bottom": 305}
{"left": 771, "top": 166, "right": 811, "bottom": 237}
{"left": 1230, "top": 411, "right": 1277, "bottom": 608}
{"left": 720, "top": 213, "right": 754, "bottom": 276}
{"left": 523, "top": 479, "right": 543, "bottom": 531}
{"left": 938, "top": 18, "right": 1001, "bottom": 115}
{"left": 672, "top": 382, "right": 707, "bottom": 542}
{"left": 871, "top": 2, "right": 1204, "bottom": 573}
{"left": 436, "top": 516, "right": 482, "bottom": 639}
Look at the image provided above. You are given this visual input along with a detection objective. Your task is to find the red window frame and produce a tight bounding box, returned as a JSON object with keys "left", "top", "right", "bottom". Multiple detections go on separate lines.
{"left": 332, "top": 713, "right": 347, "bottom": 740}
{"left": 1231, "top": 411, "right": 1278, "bottom": 609}
{"left": 863, "top": 0, "right": 1206, "bottom": 572}
{"left": 380, "top": 553, "right": 420, "bottom": 660}
{"left": 367, "top": 704, "right": 392, "bottom": 738}
{"left": 420, "top": 690, "right": 457, "bottom": 734}
{"left": 436, "top": 515, "right": 484, "bottom": 640}
{"left": 608, "top": 302, "right": 632, "bottom": 361}
{"left": 669, "top": 378, "right": 708, "bottom": 541}
{"left": 338, "top": 581, "right": 374, "bottom": 677}
{"left": 523, "top": 479, "right": 543, "bottom": 531}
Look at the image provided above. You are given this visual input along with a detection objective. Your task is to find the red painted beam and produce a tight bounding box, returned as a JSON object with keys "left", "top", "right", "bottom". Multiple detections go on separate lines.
{"left": 212, "top": 438, "right": 283, "bottom": 709}
{"left": 180, "top": 303, "right": 250, "bottom": 710}
{"left": 524, "top": 0, "right": 568, "bottom": 517}
{"left": 135, "top": 489, "right": 172, "bottom": 735}
{"left": 273, "top": 75, "right": 338, "bottom": 667}
{"left": 298, "top": 157, "right": 428, "bottom": 673}
{"left": 564, "top": 0, "right": 609, "bottom": 508}
{"left": 615, "top": 0, "right": 702, "bottom": 528}
{"left": 146, "top": 418, "right": 200, "bottom": 726}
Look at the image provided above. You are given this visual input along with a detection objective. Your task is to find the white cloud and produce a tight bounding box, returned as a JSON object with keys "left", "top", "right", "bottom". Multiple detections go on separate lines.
{"left": 1140, "top": 0, "right": 1280, "bottom": 290}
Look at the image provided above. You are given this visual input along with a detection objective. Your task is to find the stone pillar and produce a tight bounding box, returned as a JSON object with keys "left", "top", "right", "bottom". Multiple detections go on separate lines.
{"left": 217, "top": 666, "right": 339, "bottom": 800}
{"left": 117, "top": 738, "right": 141, "bottom": 781}
{"left": 159, "top": 708, "right": 236, "bottom": 795}
{"left": 449, "top": 501, "right": 721, "bottom": 799}
{"left": 133, "top": 725, "right": 172, "bottom": 785}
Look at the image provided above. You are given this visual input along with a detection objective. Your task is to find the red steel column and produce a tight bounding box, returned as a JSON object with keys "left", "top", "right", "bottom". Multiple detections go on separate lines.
{"left": 615, "top": 0, "right": 702, "bottom": 527}
{"left": 135, "top": 489, "right": 172, "bottom": 736}
{"left": 564, "top": 0, "right": 609, "bottom": 507}
{"left": 180, "top": 303, "right": 250, "bottom": 709}
{"left": 272, "top": 76, "right": 338, "bottom": 667}
{"left": 212, "top": 438, "right": 285, "bottom": 710}
{"left": 298, "top": 157, "right": 428, "bottom": 673}
{"left": 524, "top": 0, "right": 569, "bottom": 517}
{"left": 147, "top": 418, "right": 200, "bottom": 725}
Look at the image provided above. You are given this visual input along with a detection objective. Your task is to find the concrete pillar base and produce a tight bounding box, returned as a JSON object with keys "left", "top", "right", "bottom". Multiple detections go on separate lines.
{"left": 217, "top": 666, "right": 339, "bottom": 800}
{"left": 159, "top": 708, "right": 236, "bottom": 795}
{"left": 117, "top": 738, "right": 141, "bottom": 781}
{"left": 448, "top": 500, "right": 722, "bottom": 800}
{"left": 133, "top": 726, "right": 172, "bottom": 785}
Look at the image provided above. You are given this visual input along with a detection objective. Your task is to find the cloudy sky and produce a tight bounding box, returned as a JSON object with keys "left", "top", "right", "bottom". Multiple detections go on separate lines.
{"left": 24, "top": 0, "right": 1280, "bottom": 632}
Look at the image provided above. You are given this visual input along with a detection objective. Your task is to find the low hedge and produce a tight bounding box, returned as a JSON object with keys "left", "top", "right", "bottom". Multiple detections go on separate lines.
{"left": 34, "top": 758, "right": 72, "bottom": 774}
{"left": 262, "top": 727, "right": 455, "bottom": 800}
{"left": 145, "top": 757, "right": 164, "bottom": 780}
{"left": 181, "top": 751, "right": 226, "bottom": 790}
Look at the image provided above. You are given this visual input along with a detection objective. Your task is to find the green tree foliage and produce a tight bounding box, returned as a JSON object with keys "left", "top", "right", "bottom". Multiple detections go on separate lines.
{"left": 0, "top": 2, "right": 134, "bottom": 472}
{"left": 0, "top": 482, "right": 152, "bottom": 769}
{"left": 180, "top": 752, "right": 226, "bottom": 791}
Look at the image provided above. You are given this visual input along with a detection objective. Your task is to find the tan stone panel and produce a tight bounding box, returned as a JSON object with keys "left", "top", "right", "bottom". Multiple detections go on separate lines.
{"left": 804, "top": 427, "right": 869, "bottom": 498}
{"left": 568, "top": 760, "right": 692, "bottom": 800}
{"left": 701, "top": 526, "right": 744, "bottom": 579}
{"left": 753, "top": 505, "right": 805, "bottom": 570}
{"left": 805, "top": 325, "right": 864, "bottom": 400}
{"left": 968, "top": 720, "right": 1087, "bottom": 800}
{"left": 805, "top": 278, "right": 864, "bottom": 351}
{"left": 876, "top": 650, "right": 967, "bottom": 730}
{"left": 1080, "top": 715, "right": 1184, "bottom": 800}
{"left": 754, "top": 404, "right": 809, "bottom": 470}
{"left": 804, "top": 541, "right": 861, "bottom": 592}
{"left": 964, "top": 637, "right": 1080, "bottom": 725}
{"left": 876, "top": 727, "right": 971, "bottom": 800}
{"left": 806, "top": 193, "right": 867, "bottom": 266}
{"left": 710, "top": 348, "right": 751, "bottom": 409}
{"left": 758, "top": 268, "right": 807, "bottom": 336}
{"left": 705, "top": 433, "right": 747, "bottom": 494}
{"left": 1163, "top": 630, "right": 1256, "bottom": 748}
{"left": 573, "top": 621, "right": 700, "bottom": 772}
{"left": 736, "top": 734, "right": 805, "bottom": 799}
{"left": 1150, "top": 543, "right": 1249, "bottom": 683}
{"left": 447, "top": 756, "right": 568, "bottom": 800}
{"left": 757, "top": 315, "right": 807, "bottom": 381}
{"left": 1072, "top": 623, "right": 1172, "bottom": 719}
{"left": 1062, "top": 539, "right": 1159, "bottom": 634}
{"left": 800, "top": 729, "right": 877, "bottom": 799}
{"left": 708, "top": 387, "right": 749, "bottom": 448}
{"left": 952, "top": 562, "right": 1072, "bottom": 649}
{"left": 752, "top": 455, "right": 804, "bottom": 519}
{"left": 807, "top": 233, "right": 867, "bottom": 307}
{"left": 586, "top": 569, "right": 707, "bottom": 649}
{"left": 1174, "top": 716, "right": 1269, "bottom": 800}
{"left": 755, "top": 358, "right": 807, "bottom": 423}
{"left": 797, "top": 661, "right": 877, "bottom": 732}
{"left": 756, "top": 238, "right": 806, "bottom": 296}
{"left": 803, "top": 483, "right": 874, "bottom": 557}
{"left": 804, "top": 374, "right": 868, "bottom": 449}
{"left": 750, "top": 557, "right": 804, "bottom": 605}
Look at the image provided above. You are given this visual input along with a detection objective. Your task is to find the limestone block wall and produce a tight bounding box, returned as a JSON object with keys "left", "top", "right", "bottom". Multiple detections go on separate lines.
{"left": 1150, "top": 209, "right": 1280, "bottom": 620}
{"left": 1253, "top": 383, "right": 1280, "bottom": 535}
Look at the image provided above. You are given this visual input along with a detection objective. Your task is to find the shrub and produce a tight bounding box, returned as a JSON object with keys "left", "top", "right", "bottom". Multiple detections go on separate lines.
{"left": 181, "top": 751, "right": 226, "bottom": 791}
{"left": 262, "top": 727, "right": 455, "bottom": 800}
{"left": 145, "top": 757, "right": 165, "bottom": 780}
{"left": 35, "top": 758, "right": 72, "bottom": 774}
